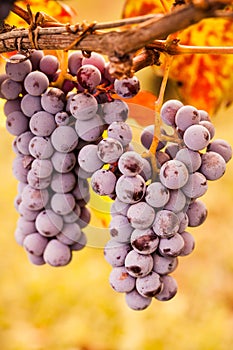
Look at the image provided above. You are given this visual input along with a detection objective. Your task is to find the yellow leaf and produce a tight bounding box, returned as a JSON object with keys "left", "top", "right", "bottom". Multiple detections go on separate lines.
{"left": 122, "top": 0, "right": 233, "bottom": 113}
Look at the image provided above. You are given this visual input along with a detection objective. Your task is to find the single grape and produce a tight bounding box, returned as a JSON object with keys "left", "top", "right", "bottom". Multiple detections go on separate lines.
{"left": 164, "top": 189, "right": 187, "bottom": 213}
{"left": 160, "top": 159, "right": 189, "bottom": 189}
{"left": 97, "top": 138, "right": 124, "bottom": 164}
{"left": 78, "top": 144, "right": 104, "bottom": 173}
{"left": 51, "top": 172, "right": 76, "bottom": 193}
{"left": 125, "top": 250, "right": 153, "bottom": 278}
{"left": 125, "top": 289, "right": 152, "bottom": 311}
{"left": 41, "top": 87, "right": 66, "bottom": 114}
{"left": 199, "top": 109, "right": 211, "bottom": 121}
{"left": 69, "top": 92, "right": 98, "bottom": 120}
{"left": 127, "top": 202, "right": 155, "bottom": 229}
{"left": 175, "top": 148, "right": 202, "bottom": 173}
{"left": 27, "top": 252, "right": 45, "bottom": 265}
{"left": 63, "top": 204, "right": 81, "bottom": 224}
{"left": 145, "top": 182, "right": 170, "bottom": 208}
{"left": 31, "top": 159, "right": 53, "bottom": 178}
{"left": 21, "top": 185, "right": 49, "bottom": 211}
{"left": 77, "top": 64, "right": 102, "bottom": 91}
{"left": 77, "top": 206, "right": 91, "bottom": 229}
{"left": 29, "top": 136, "right": 54, "bottom": 159}
{"left": 17, "top": 217, "right": 36, "bottom": 234}
{"left": 91, "top": 169, "right": 117, "bottom": 196}
{"left": 160, "top": 99, "right": 183, "bottom": 127}
{"left": 182, "top": 172, "right": 208, "bottom": 198}
{"left": 102, "top": 99, "right": 129, "bottom": 124}
{"left": 110, "top": 198, "right": 130, "bottom": 217}
{"left": 175, "top": 105, "right": 200, "bottom": 131}
{"left": 104, "top": 239, "right": 131, "bottom": 267}
{"left": 29, "top": 50, "right": 44, "bottom": 70}
{"left": 72, "top": 178, "right": 90, "bottom": 201}
{"left": 82, "top": 52, "right": 106, "bottom": 73}
{"left": 4, "top": 98, "right": 22, "bottom": 116}
{"left": 68, "top": 51, "right": 83, "bottom": 75}
{"left": 16, "top": 131, "right": 34, "bottom": 155}
{"left": 55, "top": 111, "right": 70, "bottom": 126}
{"left": 27, "top": 170, "right": 51, "bottom": 190}
{"left": 6, "top": 54, "right": 32, "bottom": 82}
{"left": 51, "top": 193, "right": 75, "bottom": 215}
{"left": 186, "top": 199, "right": 207, "bottom": 227}
{"left": 24, "top": 71, "right": 49, "bottom": 96}
{"left": 114, "top": 76, "right": 140, "bottom": 98}
{"left": 118, "top": 151, "right": 144, "bottom": 176}
{"left": 51, "top": 125, "right": 78, "bottom": 153}
{"left": 179, "top": 231, "right": 195, "bottom": 256}
{"left": 39, "top": 54, "right": 59, "bottom": 76}
{"left": 51, "top": 151, "right": 76, "bottom": 173}
{"left": 107, "top": 121, "right": 133, "bottom": 147}
{"left": 139, "top": 158, "right": 152, "bottom": 181}
{"left": 183, "top": 124, "right": 210, "bottom": 151}
{"left": 23, "top": 233, "right": 48, "bottom": 256}
{"left": 199, "top": 120, "right": 215, "bottom": 139}
{"left": 21, "top": 94, "right": 42, "bottom": 117}
{"left": 115, "top": 175, "right": 146, "bottom": 204}
{"left": 71, "top": 231, "right": 87, "bottom": 251}
{"left": 130, "top": 228, "right": 159, "bottom": 255}
{"left": 12, "top": 155, "right": 31, "bottom": 182}
{"left": 1, "top": 78, "right": 22, "bottom": 99}
{"left": 207, "top": 139, "right": 232, "bottom": 163}
{"left": 154, "top": 275, "right": 178, "bottom": 301}
{"left": 18, "top": 202, "right": 40, "bottom": 221}
{"left": 29, "top": 111, "right": 56, "bottom": 137}
{"left": 200, "top": 151, "right": 226, "bottom": 180}
{"left": 158, "top": 233, "right": 184, "bottom": 257}
{"left": 153, "top": 209, "right": 179, "bottom": 238}
{"left": 109, "top": 214, "right": 133, "bottom": 243}
{"left": 136, "top": 271, "right": 162, "bottom": 297}
{"left": 6, "top": 111, "right": 29, "bottom": 136}
{"left": 75, "top": 114, "right": 105, "bottom": 142}
{"left": 109, "top": 266, "right": 135, "bottom": 293}
{"left": 43, "top": 239, "right": 72, "bottom": 267}
{"left": 14, "top": 228, "right": 30, "bottom": 246}
{"left": 57, "top": 223, "right": 82, "bottom": 245}
{"left": 177, "top": 211, "right": 189, "bottom": 232}
{"left": 36, "top": 209, "right": 63, "bottom": 237}
{"left": 164, "top": 143, "right": 180, "bottom": 159}
{"left": 153, "top": 254, "right": 178, "bottom": 275}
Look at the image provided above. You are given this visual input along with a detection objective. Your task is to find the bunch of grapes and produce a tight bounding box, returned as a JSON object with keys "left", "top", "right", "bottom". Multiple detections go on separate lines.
{"left": 0, "top": 49, "right": 232, "bottom": 310}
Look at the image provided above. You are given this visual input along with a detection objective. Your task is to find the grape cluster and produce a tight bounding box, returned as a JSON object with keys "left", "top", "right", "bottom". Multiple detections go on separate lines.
{"left": 0, "top": 50, "right": 140, "bottom": 268}
{"left": 100, "top": 100, "right": 232, "bottom": 310}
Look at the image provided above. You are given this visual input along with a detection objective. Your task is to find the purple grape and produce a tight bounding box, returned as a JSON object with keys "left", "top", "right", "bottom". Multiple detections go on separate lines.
{"left": 182, "top": 172, "right": 208, "bottom": 198}
{"left": 136, "top": 271, "right": 162, "bottom": 297}
{"left": 115, "top": 175, "right": 146, "bottom": 204}
{"left": 51, "top": 193, "right": 75, "bottom": 215}
{"left": 29, "top": 136, "right": 54, "bottom": 159}
{"left": 183, "top": 124, "right": 210, "bottom": 151}
{"left": 77, "top": 206, "right": 91, "bottom": 229}
{"left": 27, "top": 170, "right": 51, "bottom": 190}
{"left": 29, "top": 50, "right": 44, "bottom": 70}
{"left": 82, "top": 52, "right": 106, "bottom": 73}
{"left": 51, "top": 125, "right": 78, "bottom": 153}
{"left": 91, "top": 169, "right": 117, "bottom": 196}
{"left": 145, "top": 182, "right": 170, "bottom": 208}
{"left": 97, "top": 138, "right": 124, "bottom": 164}
{"left": 6, "top": 54, "right": 32, "bottom": 82}
{"left": 55, "top": 111, "right": 70, "bottom": 126}
{"left": 6, "top": 111, "right": 29, "bottom": 136}
{"left": 21, "top": 94, "right": 42, "bottom": 117}
{"left": 118, "top": 151, "right": 144, "bottom": 176}
{"left": 16, "top": 131, "right": 34, "bottom": 155}
{"left": 18, "top": 202, "right": 40, "bottom": 221}
{"left": 35, "top": 209, "right": 63, "bottom": 237}
{"left": 207, "top": 139, "right": 232, "bottom": 163}
{"left": 127, "top": 202, "right": 155, "bottom": 229}
{"left": 77, "top": 64, "right": 102, "bottom": 91}
{"left": 102, "top": 99, "right": 128, "bottom": 124}
{"left": 175, "top": 105, "right": 200, "bottom": 131}
{"left": 23, "top": 233, "right": 48, "bottom": 256}
{"left": 14, "top": 228, "right": 30, "bottom": 246}
{"left": 0, "top": 73, "right": 8, "bottom": 98}
{"left": 186, "top": 199, "right": 207, "bottom": 227}
{"left": 39, "top": 54, "right": 59, "bottom": 76}
{"left": 160, "top": 159, "right": 189, "bottom": 189}
{"left": 75, "top": 114, "right": 105, "bottom": 142}
{"left": 200, "top": 151, "right": 226, "bottom": 180}
{"left": 175, "top": 148, "right": 202, "bottom": 173}
{"left": 177, "top": 211, "right": 189, "bottom": 232}
{"left": 130, "top": 228, "right": 159, "bottom": 255}
{"left": 24, "top": 71, "right": 49, "bottom": 96}
{"left": 164, "top": 143, "right": 180, "bottom": 159}
{"left": 51, "top": 151, "right": 76, "bottom": 173}
{"left": 29, "top": 111, "right": 56, "bottom": 137}
{"left": 125, "top": 289, "right": 152, "bottom": 310}
{"left": 114, "top": 76, "right": 140, "bottom": 98}
{"left": 41, "top": 87, "right": 66, "bottom": 114}
{"left": 68, "top": 51, "right": 83, "bottom": 75}
{"left": 199, "top": 120, "right": 215, "bottom": 139}
{"left": 154, "top": 275, "right": 178, "bottom": 301}
{"left": 17, "top": 217, "right": 36, "bottom": 234}
{"left": 110, "top": 198, "right": 130, "bottom": 217}
{"left": 4, "top": 98, "right": 22, "bottom": 116}
{"left": 179, "top": 231, "right": 195, "bottom": 256}
{"left": 125, "top": 250, "right": 153, "bottom": 278}
{"left": 72, "top": 178, "right": 89, "bottom": 200}
{"left": 78, "top": 144, "right": 104, "bottom": 173}
{"left": 153, "top": 210, "right": 179, "bottom": 238}
{"left": 158, "top": 233, "right": 184, "bottom": 257}
{"left": 31, "top": 159, "right": 53, "bottom": 178}
{"left": 156, "top": 151, "right": 171, "bottom": 167}
{"left": 153, "top": 254, "right": 178, "bottom": 275}
{"left": 27, "top": 252, "right": 45, "bottom": 266}
{"left": 161, "top": 99, "right": 183, "bottom": 127}
{"left": 104, "top": 239, "right": 131, "bottom": 267}
{"left": 109, "top": 266, "right": 135, "bottom": 293}
{"left": 164, "top": 189, "right": 187, "bottom": 213}
{"left": 199, "top": 109, "right": 211, "bottom": 121}
{"left": 70, "top": 92, "right": 98, "bottom": 120}
{"left": 107, "top": 121, "right": 133, "bottom": 146}
{"left": 21, "top": 185, "right": 49, "bottom": 211}
{"left": 139, "top": 158, "right": 152, "bottom": 181}
{"left": 12, "top": 155, "right": 31, "bottom": 182}
{"left": 63, "top": 204, "right": 81, "bottom": 224}
{"left": 71, "top": 231, "right": 87, "bottom": 251}
{"left": 51, "top": 172, "right": 76, "bottom": 193}
{"left": 1, "top": 78, "right": 22, "bottom": 99}
{"left": 109, "top": 214, "right": 133, "bottom": 243}
{"left": 57, "top": 223, "right": 82, "bottom": 245}
{"left": 43, "top": 239, "right": 72, "bottom": 267}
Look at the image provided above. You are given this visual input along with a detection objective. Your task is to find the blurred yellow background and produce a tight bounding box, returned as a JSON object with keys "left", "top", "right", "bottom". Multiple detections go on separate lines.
{"left": 0, "top": 1, "right": 233, "bottom": 349}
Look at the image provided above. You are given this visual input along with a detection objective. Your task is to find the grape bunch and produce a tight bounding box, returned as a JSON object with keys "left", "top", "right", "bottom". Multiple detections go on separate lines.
{"left": 0, "top": 50, "right": 140, "bottom": 268}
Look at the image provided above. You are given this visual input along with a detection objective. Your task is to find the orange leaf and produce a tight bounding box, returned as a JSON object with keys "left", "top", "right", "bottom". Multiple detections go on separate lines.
{"left": 122, "top": 0, "right": 233, "bottom": 113}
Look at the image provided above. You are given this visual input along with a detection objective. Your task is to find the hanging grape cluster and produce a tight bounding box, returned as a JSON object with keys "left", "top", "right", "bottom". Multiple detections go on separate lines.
{"left": 0, "top": 50, "right": 232, "bottom": 310}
